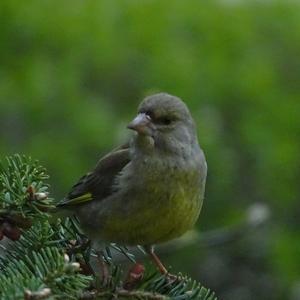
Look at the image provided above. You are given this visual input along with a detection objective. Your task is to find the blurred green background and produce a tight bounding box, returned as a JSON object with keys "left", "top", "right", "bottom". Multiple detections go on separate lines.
{"left": 1, "top": 0, "right": 299, "bottom": 299}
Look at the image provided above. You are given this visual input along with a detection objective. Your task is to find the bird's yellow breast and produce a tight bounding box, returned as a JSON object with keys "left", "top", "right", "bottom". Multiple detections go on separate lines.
{"left": 98, "top": 169, "right": 203, "bottom": 245}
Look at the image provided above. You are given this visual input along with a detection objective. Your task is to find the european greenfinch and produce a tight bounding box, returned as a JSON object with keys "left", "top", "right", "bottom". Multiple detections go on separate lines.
{"left": 58, "top": 93, "right": 207, "bottom": 275}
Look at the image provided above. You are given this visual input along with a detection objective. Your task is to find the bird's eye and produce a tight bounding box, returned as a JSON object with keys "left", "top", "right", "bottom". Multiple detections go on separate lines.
{"left": 144, "top": 111, "right": 154, "bottom": 120}
{"left": 141, "top": 110, "right": 174, "bottom": 126}
{"left": 156, "top": 117, "right": 172, "bottom": 125}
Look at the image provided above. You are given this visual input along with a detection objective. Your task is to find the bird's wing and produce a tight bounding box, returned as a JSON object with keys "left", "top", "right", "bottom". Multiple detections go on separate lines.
{"left": 57, "top": 144, "right": 131, "bottom": 207}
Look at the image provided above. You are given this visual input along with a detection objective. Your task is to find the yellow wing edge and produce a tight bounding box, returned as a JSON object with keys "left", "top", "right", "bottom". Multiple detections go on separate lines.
{"left": 58, "top": 192, "right": 93, "bottom": 207}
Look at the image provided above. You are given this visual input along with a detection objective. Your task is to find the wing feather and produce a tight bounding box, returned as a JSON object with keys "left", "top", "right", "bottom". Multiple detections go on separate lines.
{"left": 57, "top": 144, "right": 130, "bottom": 207}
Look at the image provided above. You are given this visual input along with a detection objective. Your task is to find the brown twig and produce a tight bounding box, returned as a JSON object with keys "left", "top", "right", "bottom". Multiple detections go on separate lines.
{"left": 81, "top": 289, "right": 168, "bottom": 299}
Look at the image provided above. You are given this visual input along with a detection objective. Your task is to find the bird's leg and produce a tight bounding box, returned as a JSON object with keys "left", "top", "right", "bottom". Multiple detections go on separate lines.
{"left": 144, "top": 245, "right": 180, "bottom": 282}
{"left": 145, "top": 246, "right": 168, "bottom": 275}
{"left": 95, "top": 250, "right": 110, "bottom": 287}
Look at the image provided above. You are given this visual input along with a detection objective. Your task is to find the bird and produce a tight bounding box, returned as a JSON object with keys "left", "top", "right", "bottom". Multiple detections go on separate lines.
{"left": 57, "top": 93, "right": 207, "bottom": 277}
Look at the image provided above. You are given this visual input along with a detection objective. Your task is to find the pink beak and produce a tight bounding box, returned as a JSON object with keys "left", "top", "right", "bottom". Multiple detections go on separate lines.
{"left": 127, "top": 113, "right": 153, "bottom": 135}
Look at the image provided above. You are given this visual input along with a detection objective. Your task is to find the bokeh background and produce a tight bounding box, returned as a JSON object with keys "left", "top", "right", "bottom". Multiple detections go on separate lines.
{"left": 1, "top": 1, "right": 299, "bottom": 299}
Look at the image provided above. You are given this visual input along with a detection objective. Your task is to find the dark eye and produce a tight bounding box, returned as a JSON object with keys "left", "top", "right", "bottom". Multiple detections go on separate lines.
{"left": 156, "top": 117, "right": 172, "bottom": 125}
{"left": 145, "top": 111, "right": 154, "bottom": 119}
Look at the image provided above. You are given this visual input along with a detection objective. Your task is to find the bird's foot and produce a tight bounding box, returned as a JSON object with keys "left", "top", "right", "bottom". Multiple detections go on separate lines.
{"left": 94, "top": 250, "right": 112, "bottom": 289}
{"left": 96, "top": 274, "right": 112, "bottom": 289}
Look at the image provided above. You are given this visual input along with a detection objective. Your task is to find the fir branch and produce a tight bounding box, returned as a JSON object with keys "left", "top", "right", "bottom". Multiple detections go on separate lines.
{"left": 142, "top": 274, "right": 216, "bottom": 300}
{"left": 0, "top": 155, "right": 55, "bottom": 240}
{"left": 0, "top": 247, "right": 92, "bottom": 300}
{"left": 80, "top": 275, "right": 216, "bottom": 300}
{"left": 0, "top": 154, "right": 53, "bottom": 214}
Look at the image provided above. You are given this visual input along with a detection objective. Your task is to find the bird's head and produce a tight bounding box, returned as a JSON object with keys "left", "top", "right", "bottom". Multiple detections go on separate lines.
{"left": 127, "top": 93, "right": 198, "bottom": 155}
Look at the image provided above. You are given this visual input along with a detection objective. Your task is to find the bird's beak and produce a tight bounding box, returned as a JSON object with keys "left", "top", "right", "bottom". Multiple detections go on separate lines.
{"left": 127, "top": 113, "right": 153, "bottom": 135}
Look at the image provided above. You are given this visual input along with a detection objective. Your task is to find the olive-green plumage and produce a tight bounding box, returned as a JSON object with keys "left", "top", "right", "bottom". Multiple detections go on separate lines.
{"left": 58, "top": 93, "right": 207, "bottom": 251}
